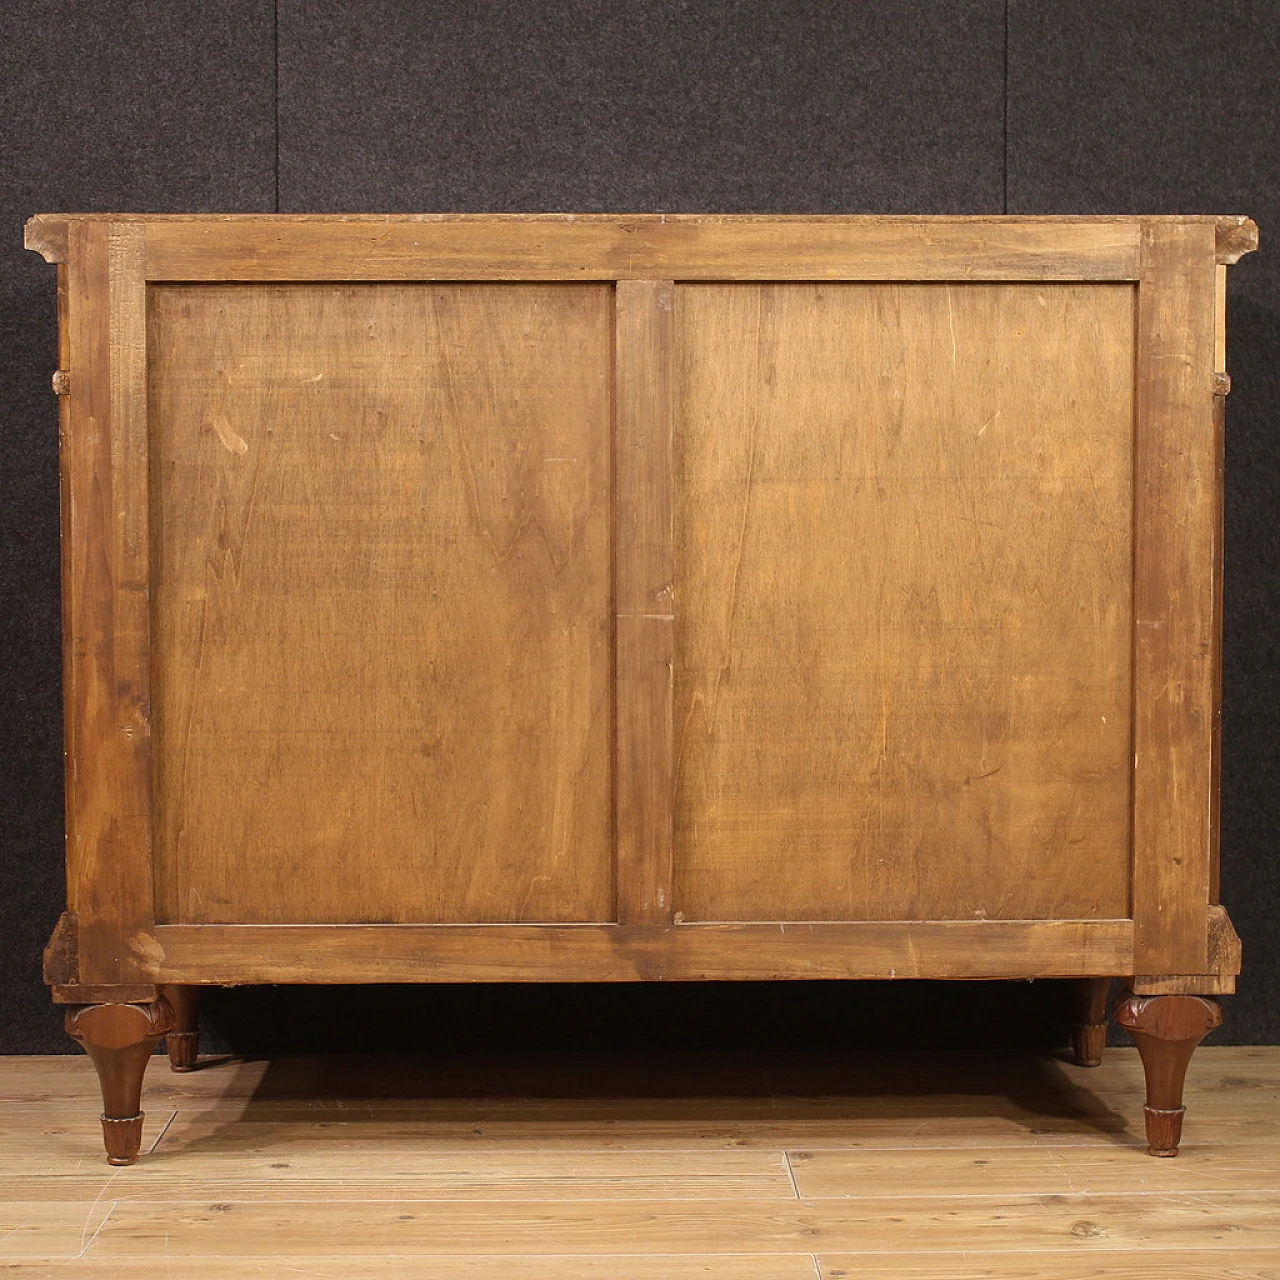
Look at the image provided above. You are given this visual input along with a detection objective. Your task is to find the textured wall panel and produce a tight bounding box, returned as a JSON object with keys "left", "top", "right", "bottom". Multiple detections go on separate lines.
{"left": 1009, "top": 0, "right": 1280, "bottom": 1043}
{"left": 1, "top": 1, "right": 275, "bottom": 1052}
{"left": 277, "top": 0, "right": 1004, "bottom": 213}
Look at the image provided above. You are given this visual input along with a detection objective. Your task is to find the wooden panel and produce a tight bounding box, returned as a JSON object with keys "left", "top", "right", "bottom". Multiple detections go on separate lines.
{"left": 129, "top": 215, "right": 1144, "bottom": 282}
{"left": 148, "top": 282, "right": 614, "bottom": 924}
{"left": 145, "top": 920, "right": 1135, "bottom": 983}
{"left": 614, "top": 281, "right": 676, "bottom": 925}
{"left": 674, "top": 282, "right": 1135, "bottom": 922}
{"left": 62, "top": 222, "right": 156, "bottom": 982}
{"left": 1131, "top": 221, "right": 1219, "bottom": 973}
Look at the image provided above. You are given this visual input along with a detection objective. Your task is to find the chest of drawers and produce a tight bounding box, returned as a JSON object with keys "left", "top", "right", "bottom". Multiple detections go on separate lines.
{"left": 27, "top": 213, "right": 1254, "bottom": 1164}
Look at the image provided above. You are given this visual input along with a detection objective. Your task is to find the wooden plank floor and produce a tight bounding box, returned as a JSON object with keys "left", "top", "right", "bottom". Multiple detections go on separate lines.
{"left": 2, "top": 1045, "right": 1278, "bottom": 1277}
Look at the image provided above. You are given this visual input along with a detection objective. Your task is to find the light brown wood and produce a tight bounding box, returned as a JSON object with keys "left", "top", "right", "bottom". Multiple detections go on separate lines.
{"left": 613, "top": 281, "right": 677, "bottom": 925}
{"left": 61, "top": 221, "right": 156, "bottom": 983}
{"left": 0, "top": 1202, "right": 119, "bottom": 1263}
{"left": 820, "top": 1255, "right": 1280, "bottom": 1279}
{"left": 2, "top": 1260, "right": 823, "bottom": 1279}
{"left": 14, "top": 1136, "right": 1280, "bottom": 1201}
{"left": 129, "top": 215, "right": 1146, "bottom": 282}
{"left": 673, "top": 282, "right": 1134, "bottom": 921}
{"left": 791, "top": 1141, "right": 1280, "bottom": 1197}
{"left": 147, "top": 282, "right": 614, "bottom": 924}
{"left": 78, "top": 1193, "right": 1280, "bottom": 1255}
{"left": 0, "top": 1151, "right": 794, "bottom": 1199}
{"left": 1215, "top": 214, "right": 1261, "bottom": 263}
{"left": 1130, "top": 904, "right": 1241, "bottom": 995}
{"left": 141, "top": 920, "right": 1136, "bottom": 983}
{"left": 1131, "top": 221, "right": 1220, "bottom": 975}
{"left": 6, "top": 1258, "right": 1279, "bottom": 1280}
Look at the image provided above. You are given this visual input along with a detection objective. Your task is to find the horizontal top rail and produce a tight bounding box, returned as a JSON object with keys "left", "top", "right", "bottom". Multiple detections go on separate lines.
{"left": 24, "top": 213, "right": 1258, "bottom": 279}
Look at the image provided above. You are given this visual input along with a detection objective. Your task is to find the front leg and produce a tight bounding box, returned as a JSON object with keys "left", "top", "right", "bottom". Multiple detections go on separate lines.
{"left": 65, "top": 998, "right": 174, "bottom": 1165}
{"left": 1113, "top": 992, "right": 1222, "bottom": 1157}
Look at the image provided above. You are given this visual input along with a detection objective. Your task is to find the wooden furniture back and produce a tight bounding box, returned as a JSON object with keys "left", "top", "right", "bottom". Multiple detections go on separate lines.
{"left": 149, "top": 281, "right": 615, "bottom": 925}
{"left": 27, "top": 214, "right": 1253, "bottom": 992}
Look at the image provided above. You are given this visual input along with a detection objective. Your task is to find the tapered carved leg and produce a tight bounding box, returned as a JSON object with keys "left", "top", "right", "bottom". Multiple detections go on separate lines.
{"left": 64, "top": 998, "right": 174, "bottom": 1165}
{"left": 160, "top": 984, "right": 201, "bottom": 1072}
{"left": 1113, "top": 992, "right": 1222, "bottom": 1157}
{"left": 1072, "top": 978, "right": 1112, "bottom": 1066}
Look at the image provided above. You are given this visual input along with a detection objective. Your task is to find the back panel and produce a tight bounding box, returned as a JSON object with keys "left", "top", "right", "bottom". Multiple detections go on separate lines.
{"left": 149, "top": 282, "right": 615, "bottom": 924}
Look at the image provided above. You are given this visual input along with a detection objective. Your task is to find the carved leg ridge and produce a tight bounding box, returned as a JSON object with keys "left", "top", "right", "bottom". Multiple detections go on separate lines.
{"left": 64, "top": 998, "right": 174, "bottom": 1165}
{"left": 1114, "top": 992, "right": 1221, "bottom": 1157}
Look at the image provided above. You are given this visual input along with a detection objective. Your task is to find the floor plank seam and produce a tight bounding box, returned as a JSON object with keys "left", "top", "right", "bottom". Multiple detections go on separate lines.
{"left": 145, "top": 1110, "right": 179, "bottom": 1156}
{"left": 783, "top": 1151, "right": 803, "bottom": 1200}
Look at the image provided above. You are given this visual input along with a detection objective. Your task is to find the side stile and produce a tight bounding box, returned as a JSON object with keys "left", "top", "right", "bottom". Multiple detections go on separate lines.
{"left": 64, "top": 220, "right": 157, "bottom": 983}
{"left": 1130, "top": 220, "right": 1220, "bottom": 975}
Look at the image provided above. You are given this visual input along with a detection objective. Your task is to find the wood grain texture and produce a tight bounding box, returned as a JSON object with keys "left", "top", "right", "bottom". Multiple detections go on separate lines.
{"left": 147, "top": 282, "right": 614, "bottom": 924}
{"left": 2, "top": 1151, "right": 795, "bottom": 1200}
{"left": 130, "top": 216, "right": 1147, "bottom": 282}
{"left": 10, "top": 1259, "right": 1280, "bottom": 1280}
{"left": 1129, "top": 904, "right": 1241, "bottom": 996}
{"left": 673, "top": 282, "right": 1135, "bottom": 922}
{"left": 62, "top": 221, "right": 156, "bottom": 983}
{"left": 613, "top": 281, "right": 676, "bottom": 925}
{"left": 819, "top": 1254, "right": 1280, "bottom": 1279}
{"left": 1210, "top": 281, "right": 1228, "bottom": 906}
{"left": 79, "top": 1193, "right": 1280, "bottom": 1256}
{"left": 790, "top": 1141, "right": 1280, "bottom": 1197}
{"left": 142, "top": 920, "right": 1135, "bottom": 983}
{"left": 0, "top": 1258, "right": 819, "bottom": 1279}
{"left": 1131, "top": 221, "right": 1220, "bottom": 974}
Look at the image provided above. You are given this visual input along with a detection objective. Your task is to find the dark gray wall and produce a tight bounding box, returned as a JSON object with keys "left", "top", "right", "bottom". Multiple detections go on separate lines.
{"left": 1, "top": 1, "right": 1275, "bottom": 1055}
